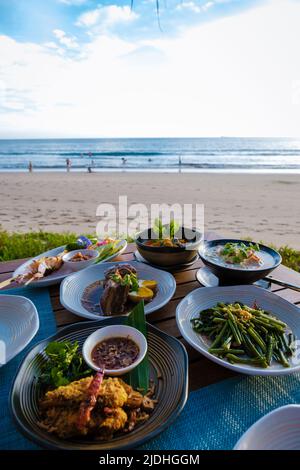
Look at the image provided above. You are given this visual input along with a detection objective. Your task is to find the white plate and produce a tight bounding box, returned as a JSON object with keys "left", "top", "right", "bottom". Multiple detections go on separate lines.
{"left": 60, "top": 260, "right": 176, "bottom": 320}
{"left": 176, "top": 285, "right": 300, "bottom": 376}
{"left": 13, "top": 240, "right": 127, "bottom": 288}
{"left": 0, "top": 295, "right": 39, "bottom": 365}
{"left": 234, "top": 405, "right": 300, "bottom": 450}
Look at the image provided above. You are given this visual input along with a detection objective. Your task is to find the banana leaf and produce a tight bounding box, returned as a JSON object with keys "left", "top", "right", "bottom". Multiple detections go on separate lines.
{"left": 95, "top": 241, "right": 120, "bottom": 263}
{"left": 125, "top": 301, "right": 149, "bottom": 394}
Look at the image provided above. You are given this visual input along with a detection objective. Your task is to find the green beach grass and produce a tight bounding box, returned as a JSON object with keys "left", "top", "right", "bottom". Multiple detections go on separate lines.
{"left": 0, "top": 228, "right": 299, "bottom": 272}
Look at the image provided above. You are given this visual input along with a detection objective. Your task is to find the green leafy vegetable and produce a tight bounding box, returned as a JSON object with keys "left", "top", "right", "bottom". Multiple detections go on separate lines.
{"left": 220, "top": 242, "right": 260, "bottom": 265}
{"left": 153, "top": 217, "right": 180, "bottom": 240}
{"left": 65, "top": 242, "right": 83, "bottom": 252}
{"left": 39, "top": 340, "right": 91, "bottom": 389}
{"left": 191, "top": 302, "right": 296, "bottom": 369}
{"left": 111, "top": 272, "right": 139, "bottom": 291}
{"left": 95, "top": 241, "right": 121, "bottom": 263}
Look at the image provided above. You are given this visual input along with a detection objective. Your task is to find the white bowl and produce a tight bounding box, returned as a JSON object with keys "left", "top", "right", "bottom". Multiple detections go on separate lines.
{"left": 0, "top": 295, "right": 39, "bottom": 365}
{"left": 82, "top": 324, "right": 148, "bottom": 376}
{"left": 62, "top": 249, "right": 99, "bottom": 271}
{"left": 234, "top": 405, "right": 300, "bottom": 450}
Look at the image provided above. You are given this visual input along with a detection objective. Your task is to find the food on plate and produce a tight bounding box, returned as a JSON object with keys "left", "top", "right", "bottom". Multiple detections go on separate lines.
{"left": 15, "top": 256, "right": 63, "bottom": 285}
{"left": 191, "top": 302, "right": 296, "bottom": 368}
{"left": 39, "top": 341, "right": 91, "bottom": 389}
{"left": 142, "top": 218, "right": 189, "bottom": 248}
{"left": 219, "top": 242, "right": 262, "bottom": 266}
{"left": 66, "top": 236, "right": 123, "bottom": 264}
{"left": 70, "top": 251, "right": 94, "bottom": 262}
{"left": 139, "top": 279, "right": 157, "bottom": 290}
{"left": 144, "top": 238, "right": 188, "bottom": 248}
{"left": 38, "top": 373, "right": 156, "bottom": 440}
{"left": 128, "top": 286, "right": 154, "bottom": 303}
{"left": 203, "top": 242, "right": 278, "bottom": 271}
{"left": 100, "top": 264, "right": 157, "bottom": 316}
{"left": 91, "top": 337, "right": 140, "bottom": 370}
{"left": 0, "top": 235, "right": 125, "bottom": 290}
{"left": 26, "top": 236, "right": 122, "bottom": 281}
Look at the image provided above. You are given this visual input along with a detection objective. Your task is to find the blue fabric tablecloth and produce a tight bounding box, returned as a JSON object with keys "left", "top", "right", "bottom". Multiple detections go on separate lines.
{"left": 141, "top": 373, "right": 300, "bottom": 450}
{"left": 1, "top": 288, "right": 300, "bottom": 450}
{"left": 0, "top": 287, "right": 56, "bottom": 450}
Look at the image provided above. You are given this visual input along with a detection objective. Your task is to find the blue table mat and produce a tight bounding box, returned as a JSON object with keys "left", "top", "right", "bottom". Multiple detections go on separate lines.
{"left": 0, "top": 287, "right": 56, "bottom": 450}
{"left": 141, "top": 373, "right": 300, "bottom": 450}
{"left": 1, "top": 288, "right": 300, "bottom": 450}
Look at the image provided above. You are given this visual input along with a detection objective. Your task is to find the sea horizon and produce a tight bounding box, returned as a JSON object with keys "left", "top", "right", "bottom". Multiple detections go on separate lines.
{"left": 0, "top": 137, "right": 300, "bottom": 173}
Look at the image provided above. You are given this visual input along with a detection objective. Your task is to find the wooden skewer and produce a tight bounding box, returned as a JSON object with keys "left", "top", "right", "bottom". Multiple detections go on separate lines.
{"left": 0, "top": 277, "right": 16, "bottom": 289}
{"left": 24, "top": 276, "right": 36, "bottom": 287}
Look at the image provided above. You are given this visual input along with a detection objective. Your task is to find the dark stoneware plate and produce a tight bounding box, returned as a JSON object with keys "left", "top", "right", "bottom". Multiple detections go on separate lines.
{"left": 10, "top": 317, "right": 188, "bottom": 450}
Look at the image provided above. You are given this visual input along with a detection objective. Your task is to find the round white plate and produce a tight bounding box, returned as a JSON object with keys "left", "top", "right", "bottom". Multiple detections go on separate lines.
{"left": 13, "top": 240, "right": 127, "bottom": 288}
{"left": 0, "top": 295, "right": 39, "bottom": 365}
{"left": 60, "top": 260, "right": 176, "bottom": 320}
{"left": 176, "top": 285, "right": 300, "bottom": 376}
{"left": 234, "top": 405, "right": 300, "bottom": 450}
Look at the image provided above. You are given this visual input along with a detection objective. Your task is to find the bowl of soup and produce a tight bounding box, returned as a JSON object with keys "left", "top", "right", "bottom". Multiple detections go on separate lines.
{"left": 136, "top": 226, "right": 203, "bottom": 267}
{"left": 199, "top": 239, "right": 282, "bottom": 284}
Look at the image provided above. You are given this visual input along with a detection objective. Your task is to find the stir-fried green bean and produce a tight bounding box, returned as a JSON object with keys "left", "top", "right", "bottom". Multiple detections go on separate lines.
{"left": 191, "top": 302, "right": 296, "bottom": 369}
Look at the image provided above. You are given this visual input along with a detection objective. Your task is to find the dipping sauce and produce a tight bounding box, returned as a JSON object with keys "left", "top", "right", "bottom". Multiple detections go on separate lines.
{"left": 91, "top": 336, "right": 140, "bottom": 370}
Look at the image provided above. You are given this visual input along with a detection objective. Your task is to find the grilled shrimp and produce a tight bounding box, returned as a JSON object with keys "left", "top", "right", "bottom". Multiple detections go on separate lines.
{"left": 77, "top": 370, "right": 104, "bottom": 433}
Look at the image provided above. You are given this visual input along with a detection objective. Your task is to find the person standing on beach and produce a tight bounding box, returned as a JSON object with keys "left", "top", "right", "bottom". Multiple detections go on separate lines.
{"left": 66, "top": 158, "right": 71, "bottom": 172}
{"left": 28, "top": 161, "right": 33, "bottom": 172}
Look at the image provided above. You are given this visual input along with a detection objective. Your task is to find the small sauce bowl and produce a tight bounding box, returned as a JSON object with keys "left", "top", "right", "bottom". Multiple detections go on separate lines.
{"left": 82, "top": 325, "right": 148, "bottom": 376}
{"left": 62, "top": 249, "right": 99, "bottom": 271}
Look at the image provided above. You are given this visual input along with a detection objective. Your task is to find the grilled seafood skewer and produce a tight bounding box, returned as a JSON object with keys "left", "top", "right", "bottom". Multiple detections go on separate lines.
{"left": 77, "top": 369, "right": 104, "bottom": 432}
{"left": 0, "top": 255, "right": 64, "bottom": 289}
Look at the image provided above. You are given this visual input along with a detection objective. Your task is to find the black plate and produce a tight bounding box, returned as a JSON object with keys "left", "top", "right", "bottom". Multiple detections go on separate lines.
{"left": 199, "top": 239, "right": 281, "bottom": 285}
{"left": 10, "top": 317, "right": 188, "bottom": 450}
{"left": 196, "top": 266, "right": 271, "bottom": 290}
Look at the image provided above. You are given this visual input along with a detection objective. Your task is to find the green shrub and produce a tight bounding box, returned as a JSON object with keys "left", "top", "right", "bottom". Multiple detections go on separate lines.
{"left": 278, "top": 246, "right": 300, "bottom": 273}
{"left": 0, "top": 229, "right": 299, "bottom": 273}
{"left": 0, "top": 229, "right": 77, "bottom": 261}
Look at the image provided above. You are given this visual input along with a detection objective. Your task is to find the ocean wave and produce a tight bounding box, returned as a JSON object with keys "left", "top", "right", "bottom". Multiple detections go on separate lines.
{"left": 1, "top": 150, "right": 300, "bottom": 158}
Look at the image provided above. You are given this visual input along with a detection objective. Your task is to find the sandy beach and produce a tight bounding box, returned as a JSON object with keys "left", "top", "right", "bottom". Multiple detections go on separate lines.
{"left": 0, "top": 172, "right": 299, "bottom": 249}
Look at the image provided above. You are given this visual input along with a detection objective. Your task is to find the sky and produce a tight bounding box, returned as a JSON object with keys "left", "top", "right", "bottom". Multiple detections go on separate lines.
{"left": 0, "top": 0, "right": 300, "bottom": 138}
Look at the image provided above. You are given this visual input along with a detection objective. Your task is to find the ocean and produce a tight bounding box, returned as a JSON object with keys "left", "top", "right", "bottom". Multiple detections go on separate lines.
{"left": 0, "top": 137, "right": 300, "bottom": 172}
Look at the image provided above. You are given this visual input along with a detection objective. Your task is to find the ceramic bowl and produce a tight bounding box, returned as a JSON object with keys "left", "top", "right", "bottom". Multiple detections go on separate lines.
{"left": 82, "top": 324, "right": 148, "bottom": 376}
{"left": 199, "top": 239, "right": 281, "bottom": 285}
{"left": 136, "top": 227, "right": 202, "bottom": 267}
{"left": 62, "top": 249, "right": 99, "bottom": 271}
{"left": 234, "top": 405, "right": 300, "bottom": 450}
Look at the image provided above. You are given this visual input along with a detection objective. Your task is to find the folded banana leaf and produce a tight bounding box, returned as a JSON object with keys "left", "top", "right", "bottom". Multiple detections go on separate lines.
{"left": 125, "top": 301, "right": 149, "bottom": 394}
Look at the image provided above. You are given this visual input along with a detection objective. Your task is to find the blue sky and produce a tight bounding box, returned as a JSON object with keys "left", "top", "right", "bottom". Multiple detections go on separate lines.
{"left": 0, "top": 0, "right": 262, "bottom": 45}
{"left": 0, "top": 0, "right": 300, "bottom": 138}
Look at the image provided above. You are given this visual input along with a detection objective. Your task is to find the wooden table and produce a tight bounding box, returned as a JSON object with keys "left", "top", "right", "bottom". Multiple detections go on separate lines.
{"left": 1, "top": 237, "right": 300, "bottom": 391}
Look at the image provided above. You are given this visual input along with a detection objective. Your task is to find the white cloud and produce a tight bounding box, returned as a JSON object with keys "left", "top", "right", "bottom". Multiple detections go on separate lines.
{"left": 53, "top": 29, "right": 79, "bottom": 49}
{"left": 176, "top": 2, "right": 202, "bottom": 14}
{"left": 58, "top": 0, "right": 88, "bottom": 5}
{"left": 76, "top": 5, "right": 139, "bottom": 30}
{"left": 0, "top": 0, "right": 300, "bottom": 138}
{"left": 202, "top": 1, "right": 214, "bottom": 11}
{"left": 176, "top": 1, "right": 214, "bottom": 14}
